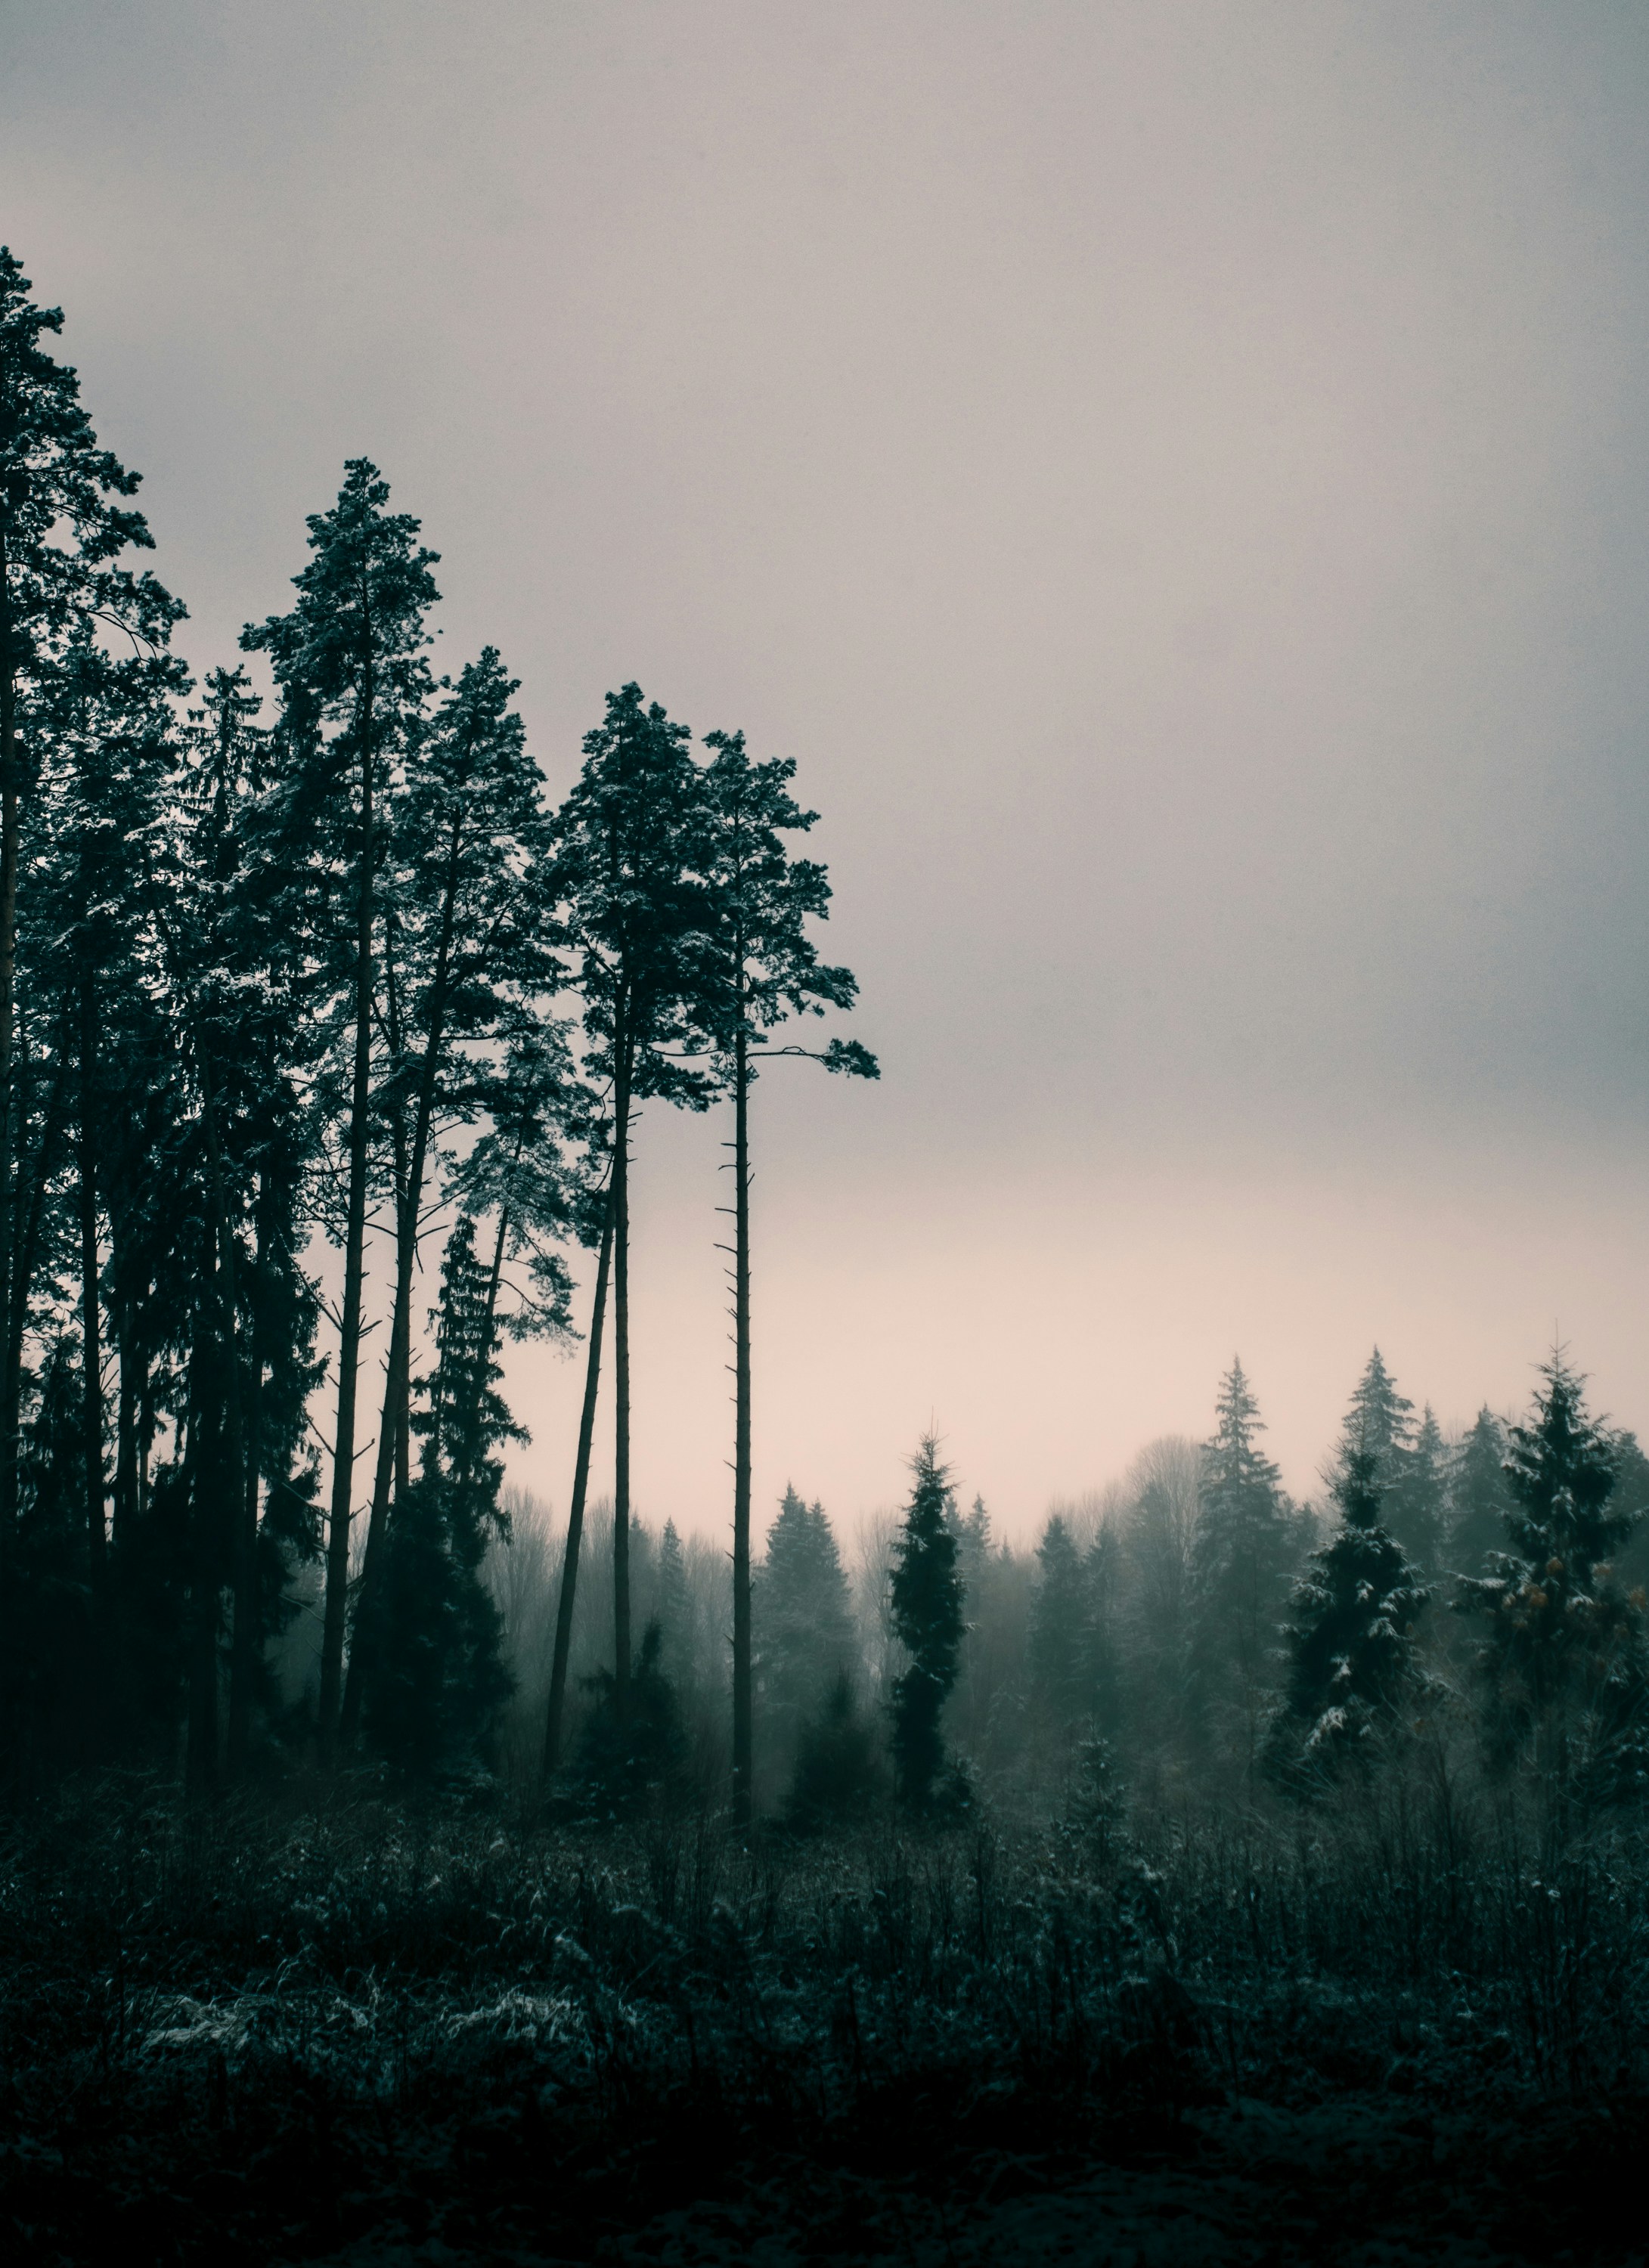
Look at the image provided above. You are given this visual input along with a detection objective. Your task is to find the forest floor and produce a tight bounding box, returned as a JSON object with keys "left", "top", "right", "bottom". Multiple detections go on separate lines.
{"left": 3, "top": 1778, "right": 1647, "bottom": 2265}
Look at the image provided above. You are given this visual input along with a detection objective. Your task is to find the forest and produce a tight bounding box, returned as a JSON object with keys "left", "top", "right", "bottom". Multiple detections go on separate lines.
{"left": 6, "top": 244, "right": 1649, "bottom": 2263}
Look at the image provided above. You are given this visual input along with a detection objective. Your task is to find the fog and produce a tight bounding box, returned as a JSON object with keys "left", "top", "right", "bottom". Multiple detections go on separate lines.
{"left": 5, "top": 0, "right": 1648, "bottom": 1527}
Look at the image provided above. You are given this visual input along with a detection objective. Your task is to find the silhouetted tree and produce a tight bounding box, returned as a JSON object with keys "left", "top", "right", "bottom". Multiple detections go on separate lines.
{"left": 889, "top": 1436, "right": 966, "bottom": 1810}
{"left": 699, "top": 726, "right": 876, "bottom": 1823}
{"left": 243, "top": 459, "right": 439, "bottom": 1761}
{"left": 1268, "top": 1445, "right": 1429, "bottom": 1789}
{"left": 1457, "top": 1354, "right": 1648, "bottom": 1797}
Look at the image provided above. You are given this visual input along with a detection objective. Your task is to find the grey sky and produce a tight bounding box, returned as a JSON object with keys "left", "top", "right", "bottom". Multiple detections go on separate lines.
{"left": 5, "top": 2, "right": 1648, "bottom": 1529}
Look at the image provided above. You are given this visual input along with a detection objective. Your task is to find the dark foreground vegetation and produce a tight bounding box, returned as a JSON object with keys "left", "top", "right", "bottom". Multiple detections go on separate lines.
{"left": 7, "top": 1778, "right": 1649, "bottom": 2264}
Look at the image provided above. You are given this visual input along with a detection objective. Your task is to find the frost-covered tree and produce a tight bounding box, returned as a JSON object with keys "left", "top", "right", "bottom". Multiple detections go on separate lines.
{"left": 1268, "top": 1445, "right": 1429, "bottom": 1789}
{"left": 1457, "top": 1354, "right": 1648, "bottom": 1796}
{"left": 1449, "top": 1406, "right": 1512, "bottom": 1572}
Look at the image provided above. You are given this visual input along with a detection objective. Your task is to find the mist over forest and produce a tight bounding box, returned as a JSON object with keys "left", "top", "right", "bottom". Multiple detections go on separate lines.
{"left": 7, "top": 5, "right": 1649, "bottom": 2257}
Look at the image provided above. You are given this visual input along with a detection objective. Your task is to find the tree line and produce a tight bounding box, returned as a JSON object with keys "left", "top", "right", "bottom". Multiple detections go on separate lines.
{"left": 0, "top": 247, "right": 876, "bottom": 1811}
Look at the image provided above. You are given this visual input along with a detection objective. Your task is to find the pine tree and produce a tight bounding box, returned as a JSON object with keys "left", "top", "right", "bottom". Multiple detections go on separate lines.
{"left": 1192, "top": 1360, "right": 1297, "bottom": 1763}
{"left": 889, "top": 1436, "right": 966, "bottom": 1810}
{"left": 1338, "top": 1349, "right": 1415, "bottom": 1487}
{"left": 699, "top": 726, "right": 876, "bottom": 1823}
{"left": 548, "top": 685, "right": 711, "bottom": 1723}
{"left": 1123, "top": 1436, "right": 1201, "bottom": 1763}
{"left": 1449, "top": 1407, "right": 1511, "bottom": 1572}
{"left": 754, "top": 1486, "right": 856, "bottom": 1775}
{"left": 1028, "top": 1514, "right": 1090, "bottom": 1734}
{"left": 1389, "top": 1402, "right": 1449, "bottom": 1576}
{"left": 1456, "top": 1354, "right": 1648, "bottom": 1796}
{"left": 0, "top": 248, "right": 181, "bottom": 1581}
{"left": 341, "top": 646, "right": 566, "bottom": 1747}
{"left": 365, "top": 1216, "right": 518, "bottom": 1777}
{"left": 1268, "top": 1445, "right": 1429, "bottom": 1788}
{"left": 243, "top": 459, "right": 439, "bottom": 1761}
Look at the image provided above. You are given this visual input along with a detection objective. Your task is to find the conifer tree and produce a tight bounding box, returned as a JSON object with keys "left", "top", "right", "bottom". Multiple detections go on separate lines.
{"left": 1456, "top": 1354, "right": 1648, "bottom": 1794}
{"left": 1028, "top": 1514, "right": 1090, "bottom": 1736}
{"left": 754, "top": 1485, "right": 856, "bottom": 1774}
{"left": 1123, "top": 1436, "right": 1201, "bottom": 1761}
{"left": 340, "top": 646, "right": 565, "bottom": 1746}
{"left": 242, "top": 460, "right": 439, "bottom": 1761}
{"left": 889, "top": 1436, "right": 966, "bottom": 1809}
{"left": 366, "top": 1215, "right": 519, "bottom": 1777}
{"left": 1338, "top": 1349, "right": 1415, "bottom": 1488}
{"left": 0, "top": 246, "right": 183, "bottom": 1572}
{"left": 699, "top": 727, "right": 876, "bottom": 1823}
{"left": 1192, "top": 1360, "right": 1297, "bottom": 1767}
{"left": 1449, "top": 1406, "right": 1512, "bottom": 1571}
{"left": 1390, "top": 1402, "right": 1449, "bottom": 1576}
{"left": 1268, "top": 1445, "right": 1429, "bottom": 1788}
{"left": 547, "top": 685, "right": 711, "bottom": 1723}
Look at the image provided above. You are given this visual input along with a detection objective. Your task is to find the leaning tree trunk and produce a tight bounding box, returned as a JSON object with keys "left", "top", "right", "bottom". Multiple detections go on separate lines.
{"left": 730, "top": 1021, "right": 753, "bottom": 1827}
{"left": 78, "top": 972, "right": 106, "bottom": 1600}
{"left": 340, "top": 818, "right": 462, "bottom": 1749}
{"left": 543, "top": 1188, "right": 615, "bottom": 1777}
{"left": 0, "top": 516, "right": 17, "bottom": 1579}
{"left": 316, "top": 668, "right": 375, "bottom": 1763}
{"left": 612, "top": 1025, "right": 633, "bottom": 1712}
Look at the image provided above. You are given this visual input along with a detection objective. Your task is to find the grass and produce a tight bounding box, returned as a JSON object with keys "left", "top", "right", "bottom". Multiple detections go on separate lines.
{"left": 3, "top": 1769, "right": 1648, "bottom": 2261}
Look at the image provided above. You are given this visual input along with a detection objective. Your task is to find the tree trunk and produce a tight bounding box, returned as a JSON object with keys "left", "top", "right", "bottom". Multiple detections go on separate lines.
{"left": 78, "top": 977, "right": 105, "bottom": 1595}
{"left": 0, "top": 515, "right": 17, "bottom": 1581}
{"left": 544, "top": 1189, "right": 614, "bottom": 1777}
{"left": 340, "top": 816, "right": 463, "bottom": 1747}
{"left": 5, "top": 1046, "right": 65, "bottom": 1538}
{"left": 612, "top": 1030, "right": 633, "bottom": 1711}
{"left": 316, "top": 667, "right": 375, "bottom": 1762}
{"left": 184, "top": 1259, "right": 222, "bottom": 1797}
{"left": 113, "top": 1297, "right": 138, "bottom": 1557}
{"left": 225, "top": 1167, "right": 266, "bottom": 1778}
{"left": 731, "top": 1024, "right": 752, "bottom": 1827}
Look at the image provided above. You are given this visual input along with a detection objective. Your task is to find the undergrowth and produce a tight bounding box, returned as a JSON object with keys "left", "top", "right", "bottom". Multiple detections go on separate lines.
{"left": 3, "top": 1773, "right": 1648, "bottom": 2261}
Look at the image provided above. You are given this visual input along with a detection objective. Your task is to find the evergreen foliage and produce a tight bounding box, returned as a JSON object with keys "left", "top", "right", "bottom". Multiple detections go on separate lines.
{"left": 1192, "top": 1361, "right": 1297, "bottom": 1758}
{"left": 1457, "top": 1356, "right": 1649, "bottom": 1796}
{"left": 755, "top": 1486, "right": 856, "bottom": 1759}
{"left": 888, "top": 1436, "right": 966, "bottom": 1810}
{"left": 1268, "top": 1445, "right": 1430, "bottom": 1789}
{"left": 784, "top": 1668, "right": 887, "bottom": 1832}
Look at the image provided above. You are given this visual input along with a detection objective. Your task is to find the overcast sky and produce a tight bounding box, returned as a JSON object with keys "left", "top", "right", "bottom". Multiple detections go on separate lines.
{"left": 5, "top": 1, "right": 1649, "bottom": 1535}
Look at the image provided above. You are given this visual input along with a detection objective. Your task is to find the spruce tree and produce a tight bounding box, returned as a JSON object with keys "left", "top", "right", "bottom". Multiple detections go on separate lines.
{"left": 1390, "top": 1402, "right": 1449, "bottom": 1577}
{"left": 754, "top": 1486, "right": 856, "bottom": 1773}
{"left": 1192, "top": 1360, "right": 1297, "bottom": 1765}
{"left": 1028, "top": 1514, "right": 1090, "bottom": 1735}
{"left": 1449, "top": 1407, "right": 1512, "bottom": 1571}
{"left": 1457, "top": 1354, "right": 1648, "bottom": 1795}
{"left": 366, "top": 1215, "right": 518, "bottom": 1777}
{"left": 1338, "top": 1349, "right": 1415, "bottom": 1489}
{"left": 1268, "top": 1445, "right": 1429, "bottom": 1788}
{"left": 889, "top": 1436, "right": 966, "bottom": 1810}
{"left": 699, "top": 726, "right": 876, "bottom": 1823}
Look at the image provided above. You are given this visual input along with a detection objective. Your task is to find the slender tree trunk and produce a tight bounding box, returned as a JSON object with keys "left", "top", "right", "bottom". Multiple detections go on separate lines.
{"left": 0, "top": 517, "right": 17, "bottom": 1582}
{"left": 317, "top": 668, "right": 375, "bottom": 1762}
{"left": 78, "top": 977, "right": 106, "bottom": 1595}
{"left": 5, "top": 1046, "right": 64, "bottom": 1538}
{"left": 544, "top": 1188, "right": 614, "bottom": 1777}
{"left": 225, "top": 1166, "right": 266, "bottom": 1778}
{"left": 340, "top": 821, "right": 463, "bottom": 1746}
{"left": 185, "top": 1256, "right": 221, "bottom": 1797}
{"left": 113, "top": 1298, "right": 137, "bottom": 1557}
{"left": 612, "top": 1031, "right": 633, "bottom": 1709}
{"left": 731, "top": 1024, "right": 752, "bottom": 1826}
